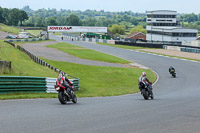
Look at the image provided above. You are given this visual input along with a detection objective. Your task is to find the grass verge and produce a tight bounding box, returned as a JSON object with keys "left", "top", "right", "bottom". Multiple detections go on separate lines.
{"left": 0, "top": 93, "right": 57, "bottom": 100}
{"left": 41, "top": 58, "right": 156, "bottom": 97}
{"left": 0, "top": 40, "right": 58, "bottom": 77}
{"left": 0, "top": 40, "right": 156, "bottom": 99}
{"left": 47, "top": 42, "right": 131, "bottom": 64}
{"left": 13, "top": 39, "right": 56, "bottom": 46}
{"left": 0, "top": 23, "right": 20, "bottom": 35}
{"left": 25, "top": 30, "right": 42, "bottom": 36}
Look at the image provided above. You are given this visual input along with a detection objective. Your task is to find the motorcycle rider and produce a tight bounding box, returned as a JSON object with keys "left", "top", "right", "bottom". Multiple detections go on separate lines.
{"left": 56, "top": 72, "right": 74, "bottom": 97}
{"left": 138, "top": 72, "right": 152, "bottom": 92}
{"left": 169, "top": 66, "right": 175, "bottom": 74}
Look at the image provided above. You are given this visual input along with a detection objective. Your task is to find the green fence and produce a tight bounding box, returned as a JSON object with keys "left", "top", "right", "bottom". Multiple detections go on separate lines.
{"left": 0, "top": 76, "right": 46, "bottom": 94}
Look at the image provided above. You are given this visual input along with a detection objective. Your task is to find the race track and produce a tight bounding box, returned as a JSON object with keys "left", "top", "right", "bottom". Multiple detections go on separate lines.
{"left": 0, "top": 35, "right": 200, "bottom": 133}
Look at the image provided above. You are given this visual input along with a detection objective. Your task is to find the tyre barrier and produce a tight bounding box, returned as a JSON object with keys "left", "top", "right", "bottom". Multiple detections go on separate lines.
{"left": 0, "top": 76, "right": 80, "bottom": 94}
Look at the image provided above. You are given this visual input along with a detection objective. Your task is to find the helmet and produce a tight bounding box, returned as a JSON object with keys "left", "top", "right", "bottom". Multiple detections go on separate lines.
{"left": 59, "top": 72, "right": 65, "bottom": 76}
{"left": 142, "top": 72, "right": 146, "bottom": 76}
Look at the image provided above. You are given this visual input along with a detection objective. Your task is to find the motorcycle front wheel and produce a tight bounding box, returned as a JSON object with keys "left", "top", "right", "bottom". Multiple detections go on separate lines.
{"left": 58, "top": 91, "right": 67, "bottom": 104}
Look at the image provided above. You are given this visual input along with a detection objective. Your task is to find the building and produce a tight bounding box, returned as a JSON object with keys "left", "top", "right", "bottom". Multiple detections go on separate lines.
{"left": 146, "top": 10, "right": 198, "bottom": 44}
{"left": 127, "top": 32, "right": 146, "bottom": 40}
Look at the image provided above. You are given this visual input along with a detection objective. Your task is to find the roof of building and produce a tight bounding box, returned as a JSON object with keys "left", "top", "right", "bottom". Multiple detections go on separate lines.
{"left": 146, "top": 10, "right": 177, "bottom": 14}
{"left": 196, "top": 36, "right": 200, "bottom": 40}
{"left": 127, "top": 32, "right": 146, "bottom": 38}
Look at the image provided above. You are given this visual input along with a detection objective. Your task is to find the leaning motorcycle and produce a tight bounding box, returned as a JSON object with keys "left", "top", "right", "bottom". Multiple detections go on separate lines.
{"left": 170, "top": 71, "right": 176, "bottom": 78}
{"left": 140, "top": 82, "right": 154, "bottom": 100}
{"left": 54, "top": 84, "right": 77, "bottom": 104}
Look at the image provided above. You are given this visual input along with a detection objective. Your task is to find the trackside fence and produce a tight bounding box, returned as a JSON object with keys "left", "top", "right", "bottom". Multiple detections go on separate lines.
{"left": 0, "top": 41, "right": 80, "bottom": 93}
{"left": 5, "top": 40, "right": 61, "bottom": 74}
{"left": 0, "top": 76, "right": 46, "bottom": 94}
{"left": 0, "top": 76, "right": 80, "bottom": 94}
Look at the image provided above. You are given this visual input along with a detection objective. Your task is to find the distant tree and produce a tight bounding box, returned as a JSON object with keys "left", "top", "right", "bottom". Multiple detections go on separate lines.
{"left": 65, "top": 14, "right": 82, "bottom": 26}
{"left": 35, "top": 17, "right": 46, "bottom": 27}
{"left": 181, "top": 13, "right": 198, "bottom": 23}
{"left": 0, "top": 7, "right": 5, "bottom": 23}
{"left": 129, "top": 25, "right": 146, "bottom": 34}
{"left": 82, "top": 16, "right": 97, "bottom": 26}
{"left": 7, "top": 8, "right": 20, "bottom": 25}
{"left": 47, "top": 17, "right": 57, "bottom": 26}
{"left": 22, "top": 6, "right": 32, "bottom": 12}
{"left": 119, "top": 21, "right": 133, "bottom": 30}
{"left": 109, "top": 24, "right": 125, "bottom": 35}
{"left": 19, "top": 10, "right": 28, "bottom": 26}
{"left": 130, "top": 17, "right": 138, "bottom": 25}
{"left": 56, "top": 16, "right": 66, "bottom": 26}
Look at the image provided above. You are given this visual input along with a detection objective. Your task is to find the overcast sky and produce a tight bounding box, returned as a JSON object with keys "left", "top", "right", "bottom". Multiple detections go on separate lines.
{"left": 0, "top": 0, "right": 200, "bottom": 14}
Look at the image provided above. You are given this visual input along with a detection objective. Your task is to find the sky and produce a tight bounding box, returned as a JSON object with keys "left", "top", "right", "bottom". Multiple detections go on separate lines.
{"left": 0, "top": 0, "right": 200, "bottom": 14}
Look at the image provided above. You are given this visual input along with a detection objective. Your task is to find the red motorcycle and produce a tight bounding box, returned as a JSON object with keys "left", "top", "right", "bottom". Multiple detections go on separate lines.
{"left": 54, "top": 84, "right": 77, "bottom": 104}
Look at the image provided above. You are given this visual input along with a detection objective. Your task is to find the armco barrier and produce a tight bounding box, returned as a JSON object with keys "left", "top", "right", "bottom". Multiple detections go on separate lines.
{"left": 4, "top": 41, "right": 80, "bottom": 91}
{"left": 0, "top": 76, "right": 80, "bottom": 94}
{"left": 6, "top": 38, "right": 46, "bottom": 43}
{"left": 0, "top": 76, "right": 46, "bottom": 94}
{"left": 5, "top": 41, "right": 62, "bottom": 74}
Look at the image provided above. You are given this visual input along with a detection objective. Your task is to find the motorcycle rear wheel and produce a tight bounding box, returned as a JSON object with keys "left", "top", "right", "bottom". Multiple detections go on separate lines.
{"left": 72, "top": 93, "right": 77, "bottom": 103}
{"left": 58, "top": 91, "right": 67, "bottom": 104}
{"left": 142, "top": 89, "right": 148, "bottom": 100}
{"left": 150, "top": 93, "right": 154, "bottom": 99}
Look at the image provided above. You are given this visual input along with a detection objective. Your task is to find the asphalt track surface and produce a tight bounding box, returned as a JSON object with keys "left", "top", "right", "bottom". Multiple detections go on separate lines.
{"left": 1, "top": 35, "right": 200, "bottom": 133}
{"left": 22, "top": 41, "right": 135, "bottom": 68}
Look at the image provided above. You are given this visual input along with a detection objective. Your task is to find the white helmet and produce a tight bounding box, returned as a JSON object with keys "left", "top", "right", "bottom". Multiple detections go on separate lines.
{"left": 142, "top": 72, "right": 146, "bottom": 76}
{"left": 59, "top": 72, "right": 65, "bottom": 76}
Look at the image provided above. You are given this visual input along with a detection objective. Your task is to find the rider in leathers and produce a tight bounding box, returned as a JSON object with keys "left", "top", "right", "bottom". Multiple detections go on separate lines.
{"left": 138, "top": 72, "right": 152, "bottom": 92}
{"left": 56, "top": 72, "right": 74, "bottom": 97}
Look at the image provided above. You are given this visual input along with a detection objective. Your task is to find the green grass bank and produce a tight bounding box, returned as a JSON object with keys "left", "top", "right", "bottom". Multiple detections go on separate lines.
{"left": 47, "top": 42, "right": 131, "bottom": 64}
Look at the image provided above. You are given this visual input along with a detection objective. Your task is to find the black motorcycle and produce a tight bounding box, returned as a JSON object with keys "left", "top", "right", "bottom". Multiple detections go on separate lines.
{"left": 139, "top": 82, "right": 154, "bottom": 100}
{"left": 169, "top": 67, "right": 176, "bottom": 78}
{"left": 171, "top": 71, "right": 176, "bottom": 78}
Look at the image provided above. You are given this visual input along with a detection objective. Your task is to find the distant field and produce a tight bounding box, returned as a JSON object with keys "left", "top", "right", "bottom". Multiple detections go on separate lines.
{"left": 47, "top": 42, "right": 131, "bottom": 64}
{"left": 25, "top": 30, "right": 42, "bottom": 36}
{"left": 0, "top": 23, "right": 20, "bottom": 35}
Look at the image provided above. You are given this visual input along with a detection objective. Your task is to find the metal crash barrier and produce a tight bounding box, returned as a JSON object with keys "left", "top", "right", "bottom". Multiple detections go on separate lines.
{"left": 0, "top": 76, "right": 80, "bottom": 94}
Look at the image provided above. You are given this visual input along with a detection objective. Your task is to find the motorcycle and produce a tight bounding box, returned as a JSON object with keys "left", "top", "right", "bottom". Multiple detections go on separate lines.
{"left": 170, "top": 70, "right": 176, "bottom": 78}
{"left": 139, "top": 82, "right": 154, "bottom": 100}
{"left": 54, "top": 84, "right": 77, "bottom": 104}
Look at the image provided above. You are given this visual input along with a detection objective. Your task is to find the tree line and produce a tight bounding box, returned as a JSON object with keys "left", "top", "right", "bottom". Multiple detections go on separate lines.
{"left": 1, "top": 6, "right": 200, "bottom": 35}
{"left": 0, "top": 7, "right": 28, "bottom": 26}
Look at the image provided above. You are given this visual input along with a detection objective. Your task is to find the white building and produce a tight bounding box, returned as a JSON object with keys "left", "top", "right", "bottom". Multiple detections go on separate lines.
{"left": 146, "top": 10, "right": 198, "bottom": 44}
